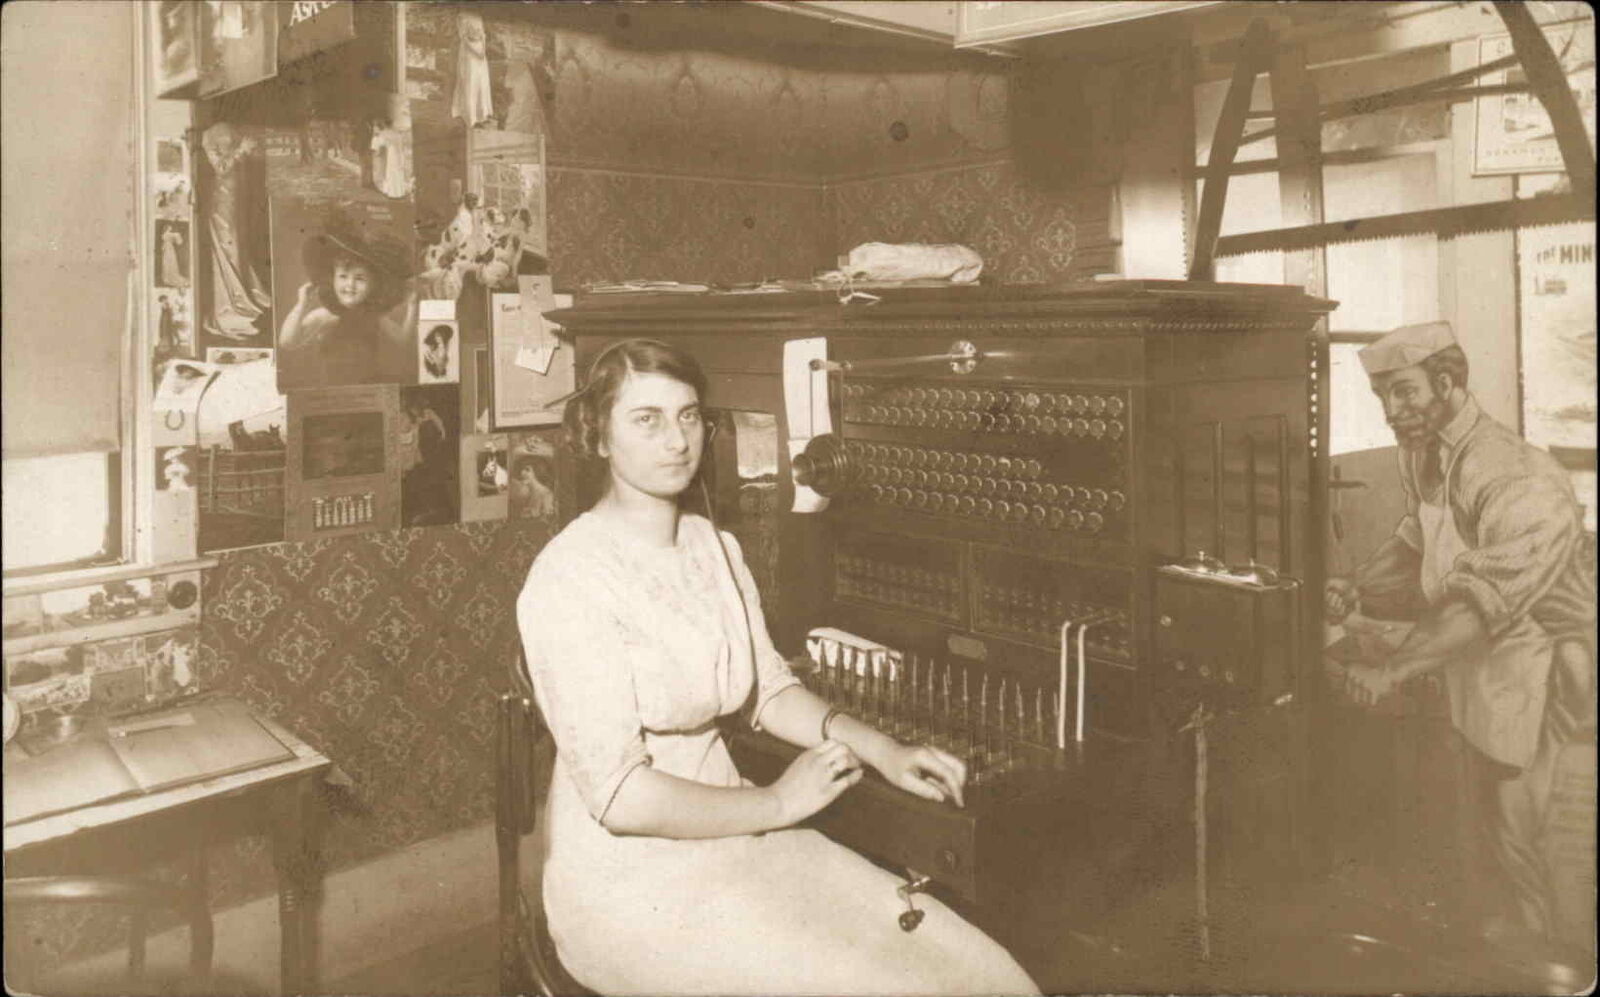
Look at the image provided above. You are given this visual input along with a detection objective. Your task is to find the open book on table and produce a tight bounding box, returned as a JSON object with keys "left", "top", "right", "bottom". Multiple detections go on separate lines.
{"left": 3, "top": 699, "right": 293, "bottom": 827}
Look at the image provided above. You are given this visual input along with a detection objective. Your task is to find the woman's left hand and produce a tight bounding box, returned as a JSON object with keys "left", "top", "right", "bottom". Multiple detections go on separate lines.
{"left": 875, "top": 743, "right": 967, "bottom": 808}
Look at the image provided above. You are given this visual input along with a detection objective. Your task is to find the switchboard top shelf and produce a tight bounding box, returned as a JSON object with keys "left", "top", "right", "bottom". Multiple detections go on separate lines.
{"left": 543, "top": 279, "right": 1338, "bottom": 333}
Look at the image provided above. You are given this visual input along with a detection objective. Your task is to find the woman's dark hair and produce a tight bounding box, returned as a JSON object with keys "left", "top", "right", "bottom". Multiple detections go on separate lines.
{"left": 563, "top": 338, "right": 708, "bottom": 462}
{"left": 425, "top": 324, "right": 454, "bottom": 347}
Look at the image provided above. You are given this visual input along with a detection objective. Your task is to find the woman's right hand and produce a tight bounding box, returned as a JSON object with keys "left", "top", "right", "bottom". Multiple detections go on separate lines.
{"left": 768, "top": 740, "right": 862, "bottom": 826}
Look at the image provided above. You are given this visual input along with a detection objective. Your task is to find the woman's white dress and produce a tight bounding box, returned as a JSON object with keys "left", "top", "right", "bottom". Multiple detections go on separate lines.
{"left": 517, "top": 511, "right": 1037, "bottom": 997}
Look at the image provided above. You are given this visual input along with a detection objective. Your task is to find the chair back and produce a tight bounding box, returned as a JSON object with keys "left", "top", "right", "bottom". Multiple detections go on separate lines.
{"left": 497, "top": 651, "right": 595, "bottom": 996}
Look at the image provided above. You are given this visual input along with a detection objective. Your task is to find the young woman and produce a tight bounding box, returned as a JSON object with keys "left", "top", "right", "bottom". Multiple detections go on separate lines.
{"left": 517, "top": 339, "right": 1038, "bottom": 996}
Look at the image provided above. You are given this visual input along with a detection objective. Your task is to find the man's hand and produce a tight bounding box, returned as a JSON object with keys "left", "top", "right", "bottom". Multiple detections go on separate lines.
{"left": 1341, "top": 661, "right": 1400, "bottom": 708}
{"left": 1325, "top": 577, "right": 1360, "bottom": 624}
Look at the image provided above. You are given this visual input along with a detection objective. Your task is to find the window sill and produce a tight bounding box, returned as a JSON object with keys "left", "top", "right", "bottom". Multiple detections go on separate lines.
{"left": 2, "top": 556, "right": 217, "bottom": 599}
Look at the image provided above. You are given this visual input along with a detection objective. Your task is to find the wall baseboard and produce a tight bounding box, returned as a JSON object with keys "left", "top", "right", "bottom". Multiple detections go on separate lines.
{"left": 42, "top": 821, "right": 497, "bottom": 995}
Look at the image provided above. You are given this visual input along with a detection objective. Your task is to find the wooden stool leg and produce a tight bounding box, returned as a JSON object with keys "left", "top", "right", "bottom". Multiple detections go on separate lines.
{"left": 189, "top": 830, "right": 215, "bottom": 990}
{"left": 128, "top": 906, "right": 149, "bottom": 980}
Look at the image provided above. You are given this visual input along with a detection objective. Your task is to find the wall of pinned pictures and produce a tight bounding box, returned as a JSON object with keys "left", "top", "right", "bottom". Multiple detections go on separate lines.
{"left": 143, "top": 0, "right": 568, "bottom": 556}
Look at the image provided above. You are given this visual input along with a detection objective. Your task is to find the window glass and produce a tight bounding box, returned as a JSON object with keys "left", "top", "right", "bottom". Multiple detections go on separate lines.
{"left": 1329, "top": 344, "right": 1396, "bottom": 456}
{"left": 2, "top": 453, "right": 119, "bottom": 574}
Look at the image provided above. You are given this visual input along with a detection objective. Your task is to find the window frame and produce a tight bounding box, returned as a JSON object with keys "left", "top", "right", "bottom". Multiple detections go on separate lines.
{"left": 1, "top": 4, "right": 207, "bottom": 594}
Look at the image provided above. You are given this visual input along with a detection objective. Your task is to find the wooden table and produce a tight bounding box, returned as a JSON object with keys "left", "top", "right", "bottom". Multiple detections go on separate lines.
{"left": 4, "top": 701, "right": 332, "bottom": 995}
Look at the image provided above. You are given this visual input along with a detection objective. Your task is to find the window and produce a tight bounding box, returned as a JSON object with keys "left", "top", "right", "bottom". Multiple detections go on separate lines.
{"left": 1, "top": 2, "right": 141, "bottom": 580}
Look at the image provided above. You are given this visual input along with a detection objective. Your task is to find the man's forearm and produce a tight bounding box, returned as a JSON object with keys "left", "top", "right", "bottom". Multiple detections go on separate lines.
{"left": 1389, "top": 597, "right": 1489, "bottom": 680}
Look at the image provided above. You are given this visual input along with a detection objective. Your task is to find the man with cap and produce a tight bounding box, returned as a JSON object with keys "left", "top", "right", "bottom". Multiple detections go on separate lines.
{"left": 1326, "top": 320, "right": 1595, "bottom": 961}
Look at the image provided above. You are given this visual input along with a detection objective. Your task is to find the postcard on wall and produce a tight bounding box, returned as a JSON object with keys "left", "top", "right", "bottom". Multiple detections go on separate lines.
{"left": 81, "top": 627, "right": 201, "bottom": 713}
{"left": 196, "top": 357, "right": 286, "bottom": 553}
{"left": 285, "top": 384, "right": 401, "bottom": 541}
{"left": 459, "top": 432, "right": 510, "bottom": 522}
{"left": 153, "top": 0, "right": 200, "bottom": 97}
{"left": 1474, "top": 27, "right": 1596, "bottom": 175}
{"left": 198, "top": 0, "right": 279, "bottom": 98}
{"left": 153, "top": 137, "right": 192, "bottom": 222}
{"left": 507, "top": 430, "right": 559, "bottom": 523}
{"left": 155, "top": 218, "right": 191, "bottom": 290}
{"left": 418, "top": 298, "right": 460, "bottom": 384}
{"left": 153, "top": 290, "right": 196, "bottom": 368}
{"left": 399, "top": 383, "right": 461, "bottom": 527}
{"left": 269, "top": 196, "right": 419, "bottom": 391}
{"left": 154, "top": 359, "right": 220, "bottom": 415}
{"left": 490, "top": 285, "right": 572, "bottom": 429}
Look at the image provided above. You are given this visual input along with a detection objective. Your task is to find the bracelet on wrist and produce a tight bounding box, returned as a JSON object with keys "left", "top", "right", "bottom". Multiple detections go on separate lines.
{"left": 820, "top": 707, "right": 846, "bottom": 742}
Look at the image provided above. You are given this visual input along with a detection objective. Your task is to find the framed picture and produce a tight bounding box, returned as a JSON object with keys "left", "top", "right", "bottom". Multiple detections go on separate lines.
{"left": 284, "top": 385, "right": 401, "bottom": 540}
{"left": 269, "top": 196, "right": 418, "bottom": 391}
{"left": 198, "top": 0, "right": 279, "bottom": 98}
{"left": 1473, "top": 26, "right": 1596, "bottom": 176}
{"left": 152, "top": 0, "right": 199, "bottom": 97}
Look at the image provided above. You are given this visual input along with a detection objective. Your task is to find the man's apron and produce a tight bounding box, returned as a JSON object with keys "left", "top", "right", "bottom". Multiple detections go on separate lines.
{"left": 1416, "top": 445, "right": 1553, "bottom": 770}
{"left": 1414, "top": 443, "right": 1590, "bottom": 947}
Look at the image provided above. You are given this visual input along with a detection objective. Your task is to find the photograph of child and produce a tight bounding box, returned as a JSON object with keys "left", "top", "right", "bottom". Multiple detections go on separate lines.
{"left": 273, "top": 200, "right": 418, "bottom": 390}
{"left": 420, "top": 321, "right": 459, "bottom": 383}
{"left": 156, "top": 219, "right": 190, "bottom": 288}
{"left": 476, "top": 438, "right": 508, "bottom": 497}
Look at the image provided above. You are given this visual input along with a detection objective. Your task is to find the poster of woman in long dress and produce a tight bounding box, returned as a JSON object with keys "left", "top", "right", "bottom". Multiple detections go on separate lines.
{"left": 156, "top": 219, "right": 189, "bottom": 288}
{"left": 199, "top": 122, "right": 274, "bottom": 345}
{"left": 451, "top": 12, "right": 494, "bottom": 127}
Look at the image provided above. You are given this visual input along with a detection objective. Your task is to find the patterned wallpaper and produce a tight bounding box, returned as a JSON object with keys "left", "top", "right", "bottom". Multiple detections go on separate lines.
{"left": 826, "top": 161, "right": 1118, "bottom": 285}
{"left": 547, "top": 169, "right": 829, "bottom": 288}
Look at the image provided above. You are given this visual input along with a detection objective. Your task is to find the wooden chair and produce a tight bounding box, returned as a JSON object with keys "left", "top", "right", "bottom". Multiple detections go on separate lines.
{"left": 4, "top": 874, "right": 213, "bottom": 994}
{"left": 497, "top": 657, "right": 595, "bottom": 997}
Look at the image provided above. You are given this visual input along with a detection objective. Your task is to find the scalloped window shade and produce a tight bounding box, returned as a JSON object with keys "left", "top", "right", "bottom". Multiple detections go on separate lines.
{"left": 1, "top": 0, "right": 136, "bottom": 459}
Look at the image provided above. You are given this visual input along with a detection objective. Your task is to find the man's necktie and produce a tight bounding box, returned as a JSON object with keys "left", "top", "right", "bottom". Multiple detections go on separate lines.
{"left": 1419, "top": 441, "right": 1444, "bottom": 500}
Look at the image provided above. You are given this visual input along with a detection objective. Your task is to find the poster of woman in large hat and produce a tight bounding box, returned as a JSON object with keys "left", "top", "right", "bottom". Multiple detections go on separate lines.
{"left": 272, "top": 199, "right": 418, "bottom": 391}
